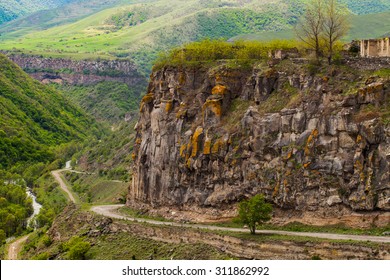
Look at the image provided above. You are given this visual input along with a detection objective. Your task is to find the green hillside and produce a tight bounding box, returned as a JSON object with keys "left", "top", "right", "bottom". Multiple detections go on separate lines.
{"left": 232, "top": 10, "right": 390, "bottom": 42}
{"left": 0, "top": 53, "right": 97, "bottom": 171}
{"left": 1, "top": 0, "right": 390, "bottom": 74}
{"left": 0, "top": 0, "right": 305, "bottom": 72}
{"left": 0, "top": 0, "right": 77, "bottom": 25}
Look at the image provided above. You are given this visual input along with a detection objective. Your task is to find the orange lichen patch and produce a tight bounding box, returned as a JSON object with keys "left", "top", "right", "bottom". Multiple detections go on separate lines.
{"left": 285, "top": 151, "right": 293, "bottom": 160}
{"left": 356, "top": 135, "right": 363, "bottom": 143}
{"left": 165, "top": 100, "right": 173, "bottom": 113}
{"left": 141, "top": 93, "right": 154, "bottom": 103}
{"left": 190, "top": 127, "right": 204, "bottom": 158}
{"left": 304, "top": 129, "right": 319, "bottom": 156}
{"left": 203, "top": 99, "right": 222, "bottom": 117}
{"left": 135, "top": 138, "right": 142, "bottom": 145}
{"left": 180, "top": 144, "right": 187, "bottom": 158}
{"left": 140, "top": 93, "right": 154, "bottom": 112}
{"left": 186, "top": 158, "right": 192, "bottom": 169}
{"left": 212, "top": 85, "right": 228, "bottom": 95}
{"left": 203, "top": 138, "right": 212, "bottom": 155}
{"left": 211, "top": 138, "right": 224, "bottom": 154}
{"left": 132, "top": 153, "right": 136, "bottom": 160}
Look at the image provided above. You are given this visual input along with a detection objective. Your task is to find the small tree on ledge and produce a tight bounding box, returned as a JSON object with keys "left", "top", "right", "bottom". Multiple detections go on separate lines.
{"left": 238, "top": 194, "right": 272, "bottom": 235}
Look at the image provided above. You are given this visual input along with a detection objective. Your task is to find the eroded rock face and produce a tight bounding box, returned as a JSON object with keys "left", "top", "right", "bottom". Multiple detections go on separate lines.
{"left": 3, "top": 53, "right": 145, "bottom": 86}
{"left": 128, "top": 61, "right": 390, "bottom": 223}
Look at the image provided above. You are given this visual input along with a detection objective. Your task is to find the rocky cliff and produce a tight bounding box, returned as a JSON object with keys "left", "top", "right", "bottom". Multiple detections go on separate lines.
{"left": 3, "top": 53, "right": 145, "bottom": 87}
{"left": 128, "top": 58, "right": 390, "bottom": 227}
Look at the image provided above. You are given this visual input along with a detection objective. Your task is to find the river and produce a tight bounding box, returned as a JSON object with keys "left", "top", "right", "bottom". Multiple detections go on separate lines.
{"left": 26, "top": 188, "right": 42, "bottom": 229}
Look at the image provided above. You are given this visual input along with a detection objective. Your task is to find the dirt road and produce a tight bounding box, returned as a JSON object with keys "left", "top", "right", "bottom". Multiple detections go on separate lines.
{"left": 49, "top": 170, "right": 390, "bottom": 244}
{"left": 7, "top": 234, "right": 31, "bottom": 260}
{"left": 51, "top": 169, "right": 76, "bottom": 203}
{"left": 91, "top": 205, "right": 390, "bottom": 244}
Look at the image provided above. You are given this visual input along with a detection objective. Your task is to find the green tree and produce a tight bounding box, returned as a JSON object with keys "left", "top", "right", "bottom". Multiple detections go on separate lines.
{"left": 238, "top": 194, "right": 272, "bottom": 235}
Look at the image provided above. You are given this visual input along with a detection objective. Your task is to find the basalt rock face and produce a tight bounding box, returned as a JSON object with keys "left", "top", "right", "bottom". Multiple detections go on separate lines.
{"left": 3, "top": 53, "right": 145, "bottom": 86}
{"left": 128, "top": 60, "right": 390, "bottom": 225}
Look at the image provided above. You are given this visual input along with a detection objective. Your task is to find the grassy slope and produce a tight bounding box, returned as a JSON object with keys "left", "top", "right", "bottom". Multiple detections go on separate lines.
{"left": 232, "top": 10, "right": 390, "bottom": 42}
{"left": 0, "top": 0, "right": 301, "bottom": 72}
{"left": 1, "top": 0, "right": 389, "bottom": 74}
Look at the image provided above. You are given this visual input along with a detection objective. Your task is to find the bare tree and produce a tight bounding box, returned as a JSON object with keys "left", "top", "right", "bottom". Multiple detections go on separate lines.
{"left": 295, "top": 0, "right": 324, "bottom": 61}
{"left": 323, "top": 0, "right": 350, "bottom": 64}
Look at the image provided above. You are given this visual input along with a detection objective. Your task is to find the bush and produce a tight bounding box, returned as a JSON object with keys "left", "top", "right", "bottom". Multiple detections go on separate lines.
{"left": 63, "top": 236, "right": 91, "bottom": 260}
{"left": 155, "top": 39, "right": 301, "bottom": 68}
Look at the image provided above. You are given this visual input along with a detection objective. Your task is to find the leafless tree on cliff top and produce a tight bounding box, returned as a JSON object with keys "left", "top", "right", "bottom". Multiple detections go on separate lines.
{"left": 323, "top": 0, "right": 350, "bottom": 64}
{"left": 295, "top": 0, "right": 349, "bottom": 64}
{"left": 295, "top": 0, "right": 324, "bottom": 61}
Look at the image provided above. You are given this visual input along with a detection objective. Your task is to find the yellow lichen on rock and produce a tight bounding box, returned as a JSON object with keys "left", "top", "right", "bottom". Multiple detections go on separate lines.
{"left": 180, "top": 144, "right": 187, "bottom": 158}
{"left": 203, "top": 137, "right": 212, "bottom": 155}
{"left": 305, "top": 129, "right": 319, "bottom": 156}
{"left": 165, "top": 100, "right": 173, "bottom": 113}
{"left": 203, "top": 99, "right": 222, "bottom": 117}
{"left": 140, "top": 93, "right": 154, "bottom": 112}
{"left": 212, "top": 85, "right": 228, "bottom": 95}
{"left": 141, "top": 93, "right": 154, "bottom": 103}
{"left": 211, "top": 138, "right": 224, "bottom": 154}
{"left": 191, "top": 127, "right": 204, "bottom": 158}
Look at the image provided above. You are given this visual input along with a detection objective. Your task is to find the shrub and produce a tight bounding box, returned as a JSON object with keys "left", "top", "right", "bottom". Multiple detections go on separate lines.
{"left": 63, "top": 236, "right": 91, "bottom": 260}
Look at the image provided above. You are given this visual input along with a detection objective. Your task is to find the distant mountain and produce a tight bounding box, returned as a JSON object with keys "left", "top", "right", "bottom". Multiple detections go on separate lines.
{"left": 0, "top": 53, "right": 96, "bottom": 170}
{"left": 0, "top": 0, "right": 78, "bottom": 25}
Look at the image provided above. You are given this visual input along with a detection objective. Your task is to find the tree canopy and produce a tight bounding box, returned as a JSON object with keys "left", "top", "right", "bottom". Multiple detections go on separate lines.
{"left": 238, "top": 194, "right": 272, "bottom": 235}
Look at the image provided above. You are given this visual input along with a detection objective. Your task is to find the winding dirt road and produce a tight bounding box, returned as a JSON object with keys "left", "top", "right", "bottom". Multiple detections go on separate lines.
{"left": 7, "top": 234, "right": 31, "bottom": 260}
{"left": 45, "top": 169, "right": 390, "bottom": 245}
{"left": 91, "top": 204, "right": 390, "bottom": 244}
{"left": 51, "top": 169, "right": 76, "bottom": 203}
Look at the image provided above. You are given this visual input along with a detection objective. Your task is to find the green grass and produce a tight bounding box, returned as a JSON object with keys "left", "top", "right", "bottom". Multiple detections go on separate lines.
{"left": 87, "top": 232, "right": 234, "bottom": 260}
{"left": 62, "top": 171, "right": 128, "bottom": 204}
{"left": 118, "top": 206, "right": 172, "bottom": 222}
{"left": 232, "top": 10, "right": 390, "bottom": 42}
{"left": 209, "top": 219, "right": 390, "bottom": 237}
